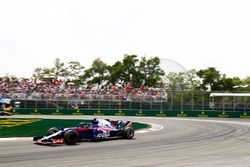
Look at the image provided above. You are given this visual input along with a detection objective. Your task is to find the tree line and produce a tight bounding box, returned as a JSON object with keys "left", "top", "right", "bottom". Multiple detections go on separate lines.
{"left": 32, "top": 54, "right": 165, "bottom": 89}
{"left": 2, "top": 54, "right": 250, "bottom": 92}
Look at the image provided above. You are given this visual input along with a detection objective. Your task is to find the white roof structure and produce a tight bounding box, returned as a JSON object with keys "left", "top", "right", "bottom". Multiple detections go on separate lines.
{"left": 210, "top": 93, "right": 250, "bottom": 97}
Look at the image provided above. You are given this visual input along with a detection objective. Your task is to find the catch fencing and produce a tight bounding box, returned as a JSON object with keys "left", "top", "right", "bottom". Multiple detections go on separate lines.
{"left": 10, "top": 90, "right": 250, "bottom": 111}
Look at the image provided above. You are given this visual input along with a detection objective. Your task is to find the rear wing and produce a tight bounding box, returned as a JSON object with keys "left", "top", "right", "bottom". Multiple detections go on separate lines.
{"left": 111, "top": 120, "right": 133, "bottom": 130}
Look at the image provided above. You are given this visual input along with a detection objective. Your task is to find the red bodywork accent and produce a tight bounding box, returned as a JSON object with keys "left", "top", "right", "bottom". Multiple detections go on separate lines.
{"left": 76, "top": 127, "right": 93, "bottom": 132}
{"left": 111, "top": 121, "right": 118, "bottom": 126}
{"left": 127, "top": 122, "right": 133, "bottom": 128}
{"left": 52, "top": 138, "right": 64, "bottom": 144}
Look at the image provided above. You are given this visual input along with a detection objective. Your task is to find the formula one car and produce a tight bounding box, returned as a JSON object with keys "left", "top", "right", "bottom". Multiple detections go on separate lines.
{"left": 0, "top": 98, "right": 12, "bottom": 116}
{"left": 0, "top": 111, "right": 13, "bottom": 116}
{"left": 33, "top": 118, "right": 135, "bottom": 145}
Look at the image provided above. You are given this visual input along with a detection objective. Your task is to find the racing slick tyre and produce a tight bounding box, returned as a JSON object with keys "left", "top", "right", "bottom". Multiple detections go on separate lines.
{"left": 123, "top": 127, "right": 134, "bottom": 139}
{"left": 47, "top": 127, "right": 59, "bottom": 135}
{"left": 64, "top": 130, "right": 79, "bottom": 145}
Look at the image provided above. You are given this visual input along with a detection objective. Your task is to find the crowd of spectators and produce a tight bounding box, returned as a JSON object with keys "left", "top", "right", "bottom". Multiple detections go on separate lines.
{"left": 0, "top": 78, "right": 168, "bottom": 102}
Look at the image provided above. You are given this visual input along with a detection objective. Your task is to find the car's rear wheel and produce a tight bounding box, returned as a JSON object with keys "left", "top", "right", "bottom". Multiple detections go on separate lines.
{"left": 123, "top": 128, "right": 134, "bottom": 139}
{"left": 47, "top": 127, "right": 59, "bottom": 135}
{"left": 64, "top": 130, "right": 79, "bottom": 145}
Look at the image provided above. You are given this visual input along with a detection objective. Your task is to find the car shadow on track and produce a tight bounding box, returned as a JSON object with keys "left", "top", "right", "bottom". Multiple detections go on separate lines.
{"left": 35, "top": 138, "right": 136, "bottom": 147}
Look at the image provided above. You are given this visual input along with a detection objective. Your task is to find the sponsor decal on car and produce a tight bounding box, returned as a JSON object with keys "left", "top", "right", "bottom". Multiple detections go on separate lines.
{"left": 52, "top": 139, "right": 64, "bottom": 144}
{"left": 96, "top": 132, "right": 110, "bottom": 138}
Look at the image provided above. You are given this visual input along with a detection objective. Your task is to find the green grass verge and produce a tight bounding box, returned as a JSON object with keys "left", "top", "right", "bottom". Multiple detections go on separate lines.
{"left": 0, "top": 118, "right": 150, "bottom": 138}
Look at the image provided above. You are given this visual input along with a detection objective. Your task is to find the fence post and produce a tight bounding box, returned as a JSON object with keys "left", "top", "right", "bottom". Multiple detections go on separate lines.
{"left": 170, "top": 91, "right": 173, "bottom": 111}
{"left": 98, "top": 99, "right": 101, "bottom": 109}
{"left": 140, "top": 97, "right": 142, "bottom": 111}
{"left": 24, "top": 99, "right": 27, "bottom": 108}
{"left": 191, "top": 90, "right": 194, "bottom": 110}
{"left": 119, "top": 100, "right": 121, "bottom": 111}
{"left": 202, "top": 92, "right": 204, "bottom": 111}
{"left": 160, "top": 100, "right": 163, "bottom": 111}
{"left": 129, "top": 100, "right": 131, "bottom": 110}
{"left": 244, "top": 97, "right": 246, "bottom": 112}
{"left": 181, "top": 92, "right": 183, "bottom": 111}
{"left": 150, "top": 98, "right": 153, "bottom": 110}
{"left": 222, "top": 96, "right": 224, "bottom": 111}
{"left": 212, "top": 95, "right": 214, "bottom": 110}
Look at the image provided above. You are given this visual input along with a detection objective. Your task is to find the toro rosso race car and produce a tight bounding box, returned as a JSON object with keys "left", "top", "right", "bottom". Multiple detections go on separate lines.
{"left": 0, "top": 111, "right": 13, "bottom": 116}
{"left": 33, "top": 118, "right": 135, "bottom": 145}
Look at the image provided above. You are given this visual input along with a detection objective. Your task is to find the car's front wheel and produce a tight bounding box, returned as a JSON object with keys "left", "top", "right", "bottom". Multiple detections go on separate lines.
{"left": 64, "top": 130, "right": 79, "bottom": 145}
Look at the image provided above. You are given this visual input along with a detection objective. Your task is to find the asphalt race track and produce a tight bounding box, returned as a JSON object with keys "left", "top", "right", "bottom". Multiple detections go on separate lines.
{"left": 1, "top": 115, "right": 250, "bottom": 167}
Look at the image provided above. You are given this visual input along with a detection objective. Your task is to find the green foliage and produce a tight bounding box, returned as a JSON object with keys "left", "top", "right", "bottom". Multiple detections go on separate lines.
{"left": 32, "top": 58, "right": 66, "bottom": 80}
{"left": 196, "top": 67, "right": 249, "bottom": 92}
{"left": 65, "top": 61, "right": 85, "bottom": 83}
{"left": 140, "top": 56, "right": 165, "bottom": 87}
{"left": 83, "top": 58, "right": 109, "bottom": 87}
{"left": 52, "top": 58, "right": 66, "bottom": 79}
{"left": 121, "top": 54, "right": 140, "bottom": 86}
{"left": 107, "top": 61, "right": 123, "bottom": 85}
{"left": 105, "top": 54, "right": 165, "bottom": 87}
{"left": 37, "top": 67, "right": 54, "bottom": 80}
{"left": 164, "top": 72, "right": 186, "bottom": 91}
{"left": 27, "top": 56, "right": 249, "bottom": 92}
{"left": 197, "top": 67, "right": 221, "bottom": 91}
{"left": 186, "top": 69, "right": 200, "bottom": 90}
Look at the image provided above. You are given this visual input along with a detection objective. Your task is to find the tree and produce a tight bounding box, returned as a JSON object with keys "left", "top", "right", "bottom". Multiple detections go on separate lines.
{"left": 121, "top": 54, "right": 140, "bottom": 86}
{"left": 164, "top": 72, "right": 186, "bottom": 91}
{"left": 52, "top": 58, "right": 67, "bottom": 79}
{"left": 83, "top": 58, "right": 109, "bottom": 87}
{"left": 197, "top": 67, "right": 221, "bottom": 91}
{"left": 196, "top": 67, "right": 246, "bottom": 92}
{"left": 65, "top": 61, "right": 85, "bottom": 82}
{"left": 107, "top": 54, "right": 140, "bottom": 87}
{"left": 107, "top": 61, "right": 124, "bottom": 85}
{"left": 218, "top": 75, "right": 235, "bottom": 91}
{"left": 139, "top": 56, "right": 165, "bottom": 87}
{"left": 32, "top": 67, "right": 43, "bottom": 80}
{"left": 238, "top": 76, "right": 250, "bottom": 91}
{"left": 185, "top": 69, "right": 200, "bottom": 90}
{"left": 31, "top": 58, "right": 67, "bottom": 81}
{"left": 37, "top": 67, "right": 54, "bottom": 80}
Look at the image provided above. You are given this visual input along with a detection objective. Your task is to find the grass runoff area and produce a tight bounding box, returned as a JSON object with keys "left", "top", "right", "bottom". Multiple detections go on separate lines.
{"left": 0, "top": 118, "right": 150, "bottom": 138}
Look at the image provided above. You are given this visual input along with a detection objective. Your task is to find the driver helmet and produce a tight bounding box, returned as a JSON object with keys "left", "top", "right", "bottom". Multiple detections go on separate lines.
{"left": 92, "top": 118, "right": 99, "bottom": 125}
